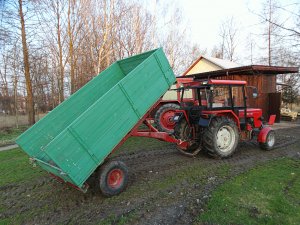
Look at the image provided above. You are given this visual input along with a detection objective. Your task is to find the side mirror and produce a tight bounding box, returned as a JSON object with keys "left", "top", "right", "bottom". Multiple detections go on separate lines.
{"left": 252, "top": 88, "right": 258, "bottom": 98}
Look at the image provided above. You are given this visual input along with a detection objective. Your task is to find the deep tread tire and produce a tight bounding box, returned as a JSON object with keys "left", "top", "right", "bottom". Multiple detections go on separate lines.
{"left": 203, "top": 117, "right": 239, "bottom": 158}
{"left": 174, "top": 119, "right": 190, "bottom": 140}
{"left": 259, "top": 130, "right": 276, "bottom": 150}
{"left": 174, "top": 119, "right": 200, "bottom": 156}
{"left": 97, "top": 161, "right": 128, "bottom": 197}
{"left": 155, "top": 103, "right": 180, "bottom": 133}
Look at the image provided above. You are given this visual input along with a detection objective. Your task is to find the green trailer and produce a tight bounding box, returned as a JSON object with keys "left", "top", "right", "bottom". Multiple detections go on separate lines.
{"left": 16, "top": 48, "right": 176, "bottom": 196}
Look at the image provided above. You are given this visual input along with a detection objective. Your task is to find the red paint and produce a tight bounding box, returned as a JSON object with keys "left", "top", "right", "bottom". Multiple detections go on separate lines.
{"left": 258, "top": 127, "right": 272, "bottom": 143}
{"left": 107, "top": 169, "right": 124, "bottom": 189}
{"left": 49, "top": 173, "right": 89, "bottom": 192}
{"left": 268, "top": 115, "right": 276, "bottom": 125}
{"left": 132, "top": 130, "right": 178, "bottom": 143}
{"left": 238, "top": 108, "right": 263, "bottom": 128}
{"left": 246, "top": 123, "right": 252, "bottom": 131}
{"left": 176, "top": 140, "right": 189, "bottom": 150}
{"left": 208, "top": 79, "right": 247, "bottom": 85}
{"left": 202, "top": 110, "right": 241, "bottom": 129}
{"left": 159, "top": 109, "right": 177, "bottom": 130}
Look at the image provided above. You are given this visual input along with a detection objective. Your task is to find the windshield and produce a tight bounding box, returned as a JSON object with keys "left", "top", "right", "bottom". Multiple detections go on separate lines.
{"left": 180, "top": 87, "right": 209, "bottom": 108}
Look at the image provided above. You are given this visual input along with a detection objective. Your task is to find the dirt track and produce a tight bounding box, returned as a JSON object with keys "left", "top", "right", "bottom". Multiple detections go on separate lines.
{"left": 1, "top": 126, "right": 300, "bottom": 225}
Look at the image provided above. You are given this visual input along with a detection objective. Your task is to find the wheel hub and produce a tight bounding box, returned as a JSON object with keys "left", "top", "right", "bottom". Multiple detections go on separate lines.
{"left": 267, "top": 132, "right": 275, "bottom": 146}
{"left": 216, "top": 125, "right": 235, "bottom": 152}
{"left": 160, "top": 110, "right": 176, "bottom": 130}
{"left": 107, "top": 169, "right": 124, "bottom": 189}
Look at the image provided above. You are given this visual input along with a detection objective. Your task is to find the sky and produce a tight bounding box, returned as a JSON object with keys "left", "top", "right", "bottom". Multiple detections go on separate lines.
{"left": 179, "top": 0, "right": 259, "bottom": 48}
{"left": 145, "top": 0, "right": 297, "bottom": 64}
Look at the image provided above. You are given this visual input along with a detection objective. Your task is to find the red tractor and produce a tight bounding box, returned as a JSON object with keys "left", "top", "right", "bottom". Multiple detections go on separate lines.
{"left": 172, "top": 79, "right": 276, "bottom": 157}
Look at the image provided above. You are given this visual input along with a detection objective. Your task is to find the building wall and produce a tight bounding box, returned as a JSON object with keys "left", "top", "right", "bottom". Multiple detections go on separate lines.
{"left": 186, "top": 59, "right": 222, "bottom": 75}
{"left": 162, "top": 84, "right": 177, "bottom": 100}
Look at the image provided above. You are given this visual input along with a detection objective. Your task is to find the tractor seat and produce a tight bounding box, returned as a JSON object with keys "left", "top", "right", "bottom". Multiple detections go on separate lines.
{"left": 189, "top": 106, "right": 203, "bottom": 124}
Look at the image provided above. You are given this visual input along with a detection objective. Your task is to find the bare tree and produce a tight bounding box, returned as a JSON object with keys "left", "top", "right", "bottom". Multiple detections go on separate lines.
{"left": 253, "top": 0, "right": 300, "bottom": 104}
{"left": 218, "top": 17, "right": 239, "bottom": 61}
{"left": 18, "top": 0, "right": 35, "bottom": 124}
{"left": 1, "top": 0, "right": 206, "bottom": 126}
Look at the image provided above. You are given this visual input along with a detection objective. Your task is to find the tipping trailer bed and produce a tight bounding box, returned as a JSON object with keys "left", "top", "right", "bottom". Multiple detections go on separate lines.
{"left": 16, "top": 48, "right": 176, "bottom": 192}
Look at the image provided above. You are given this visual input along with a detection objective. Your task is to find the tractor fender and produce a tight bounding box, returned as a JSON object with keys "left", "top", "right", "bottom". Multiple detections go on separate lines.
{"left": 257, "top": 126, "right": 273, "bottom": 143}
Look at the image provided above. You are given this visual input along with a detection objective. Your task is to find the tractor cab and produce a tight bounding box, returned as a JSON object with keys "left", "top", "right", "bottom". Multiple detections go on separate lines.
{"left": 177, "top": 79, "right": 263, "bottom": 129}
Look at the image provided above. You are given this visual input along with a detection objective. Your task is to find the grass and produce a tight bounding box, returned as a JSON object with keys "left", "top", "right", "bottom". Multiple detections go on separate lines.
{"left": 0, "top": 148, "right": 45, "bottom": 186}
{"left": 0, "top": 126, "right": 28, "bottom": 147}
{"left": 1, "top": 140, "right": 299, "bottom": 224}
{"left": 196, "top": 158, "right": 300, "bottom": 225}
{"left": 114, "top": 136, "right": 173, "bottom": 155}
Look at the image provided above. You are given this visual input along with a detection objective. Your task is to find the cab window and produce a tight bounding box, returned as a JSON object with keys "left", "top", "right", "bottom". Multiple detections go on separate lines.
{"left": 211, "top": 86, "right": 231, "bottom": 108}
{"left": 232, "top": 86, "right": 245, "bottom": 107}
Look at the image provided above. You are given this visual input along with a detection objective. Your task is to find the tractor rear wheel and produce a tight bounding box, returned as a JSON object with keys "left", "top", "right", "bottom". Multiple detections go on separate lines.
{"left": 259, "top": 130, "right": 276, "bottom": 150}
{"left": 97, "top": 160, "right": 128, "bottom": 197}
{"left": 203, "top": 117, "right": 239, "bottom": 158}
{"left": 155, "top": 103, "right": 180, "bottom": 133}
{"left": 174, "top": 119, "right": 200, "bottom": 156}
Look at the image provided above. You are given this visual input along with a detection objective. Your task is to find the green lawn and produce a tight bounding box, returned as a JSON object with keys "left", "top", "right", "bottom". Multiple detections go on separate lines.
{"left": 0, "top": 148, "right": 45, "bottom": 186}
{"left": 1, "top": 145, "right": 299, "bottom": 224}
{"left": 0, "top": 126, "right": 28, "bottom": 147}
{"left": 196, "top": 158, "right": 300, "bottom": 225}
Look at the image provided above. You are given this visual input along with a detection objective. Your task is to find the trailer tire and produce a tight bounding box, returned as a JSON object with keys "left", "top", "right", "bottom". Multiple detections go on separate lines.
{"left": 203, "top": 117, "right": 239, "bottom": 158}
{"left": 155, "top": 103, "right": 180, "bottom": 133}
{"left": 97, "top": 161, "right": 128, "bottom": 197}
{"left": 259, "top": 130, "right": 276, "bottom": 150}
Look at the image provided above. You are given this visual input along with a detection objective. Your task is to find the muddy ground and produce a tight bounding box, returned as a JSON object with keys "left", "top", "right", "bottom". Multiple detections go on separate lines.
{"left": 1, "top": 124, "right": 300, "bottom": 225}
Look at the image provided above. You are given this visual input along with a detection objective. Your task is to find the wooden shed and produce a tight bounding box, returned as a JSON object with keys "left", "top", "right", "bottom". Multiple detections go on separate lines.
{"left": 181, "top": 65, "right": 299, "bottom": 122}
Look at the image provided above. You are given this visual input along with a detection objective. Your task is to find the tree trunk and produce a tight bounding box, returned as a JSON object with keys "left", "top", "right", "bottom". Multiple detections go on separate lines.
{"left": 56, "top": 0, "right": 64, "bottom": 102}
{"left": 18, "top": 0, "right": 35, "bottom": 125}
{"left": 68, "top": 0, "right": 75, "bottom": 94}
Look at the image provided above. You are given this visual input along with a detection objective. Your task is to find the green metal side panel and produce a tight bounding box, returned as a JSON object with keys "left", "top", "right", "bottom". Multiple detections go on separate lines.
{"left": 16, "top": 48, "right": 175, "bottom": 188}
{"left": 16, "top": 63, "right": 125, "bottom": 160}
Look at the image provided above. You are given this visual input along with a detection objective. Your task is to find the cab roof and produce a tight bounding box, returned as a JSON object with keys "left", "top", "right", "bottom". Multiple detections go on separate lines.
{"left": 208, "top": 79, "right": 247, "bottom": 85}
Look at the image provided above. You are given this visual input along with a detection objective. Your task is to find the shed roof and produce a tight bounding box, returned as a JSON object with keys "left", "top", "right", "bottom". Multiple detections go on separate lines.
{"left": 202, "top": 56, "right": 241, "bottom": 68}
{"left": 180, "top": 65, "right": 299, "bottom": 80}
{"left": 183, "top": 55, "right": 241, "bottom": 75}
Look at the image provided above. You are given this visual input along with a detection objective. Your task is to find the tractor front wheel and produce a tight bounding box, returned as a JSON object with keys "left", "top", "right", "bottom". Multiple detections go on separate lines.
{"left": 155, "top": 103, "right": 180, "bottom": 133}
{"left": 174, "top": 119, "right": 200, "bottom": 156}
{"left": 203, "top": 117, "right": 239, "bottom": 158}
{"left": 97, "top": 160, "right": 128, "bottom": 197}
{"left": 259, "top": 130, "right": 276, "bottom": 150}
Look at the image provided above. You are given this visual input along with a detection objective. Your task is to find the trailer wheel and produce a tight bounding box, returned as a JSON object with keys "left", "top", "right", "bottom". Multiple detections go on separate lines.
{"left": 203, "top": 117, "right": 239, "bottom": 158}
{"left": 155, "top": 103, "right": 180, "bottom": 133}
{"left": 259, "top": 130, "right": 276, "bottom": 150}
{"left": 97, "top": 161, "right": 128, "bottom": 197}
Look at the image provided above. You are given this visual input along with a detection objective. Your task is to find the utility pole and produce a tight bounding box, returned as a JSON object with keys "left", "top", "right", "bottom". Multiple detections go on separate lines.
{"left": 268, "top": 0, "right": 272, "bottom": 66}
